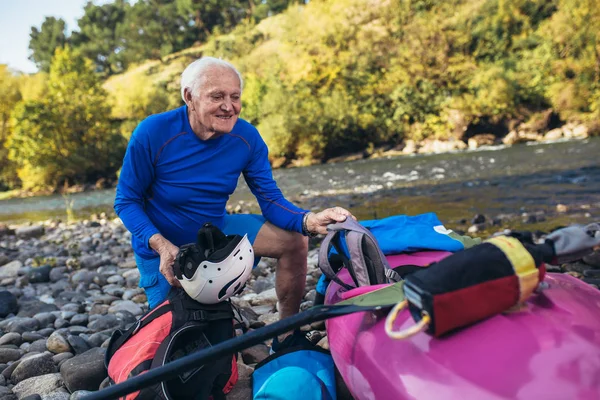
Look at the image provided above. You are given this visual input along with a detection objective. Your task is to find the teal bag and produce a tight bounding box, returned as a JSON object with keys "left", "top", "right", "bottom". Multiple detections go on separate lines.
{"left": 252, "top": 346, "right": 336, "bottom": 400}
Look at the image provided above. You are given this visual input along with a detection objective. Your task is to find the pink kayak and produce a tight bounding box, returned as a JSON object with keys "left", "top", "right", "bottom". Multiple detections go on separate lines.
{"left": 325, "top": 252, "right": 600, "bottom": 400}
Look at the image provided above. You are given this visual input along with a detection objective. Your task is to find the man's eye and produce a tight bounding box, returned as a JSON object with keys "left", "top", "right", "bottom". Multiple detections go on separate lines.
{"left": 212, "top": 95, "right": 223, "bottom": 100}
{"left": 231, "top": 95, "right": 240, "bottom": 101}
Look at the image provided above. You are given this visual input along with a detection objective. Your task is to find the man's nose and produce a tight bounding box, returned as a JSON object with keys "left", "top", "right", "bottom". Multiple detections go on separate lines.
{"left": 221, "top": 100, "right": 232, "bottom": 111}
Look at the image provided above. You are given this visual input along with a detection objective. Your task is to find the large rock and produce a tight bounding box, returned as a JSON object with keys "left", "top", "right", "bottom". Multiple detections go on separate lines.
{"left": 11, "top": 373, "right": 63, "bottom": 399}
{"left": 46, "top": 333, "right": 71, "bottom": 355}
{"left": 0, "top": 291, "right": 18, "bottom": 318}
{"left": 0, "top": 261, "right": 22, "bottom": 280}
{"left": 60, "top": 348, "right": 106, "bottom": 392}
{"left": 0, "top": 348, "right": 21, "bottom": 363}
{"left": 15, "top": 225, "right": 44, "bottom": 239}
{"left": 0, "top": 333, "right": 22, "bottom": 346}
{"left": 11, "top": 353, "right": 57, "bottom": 384}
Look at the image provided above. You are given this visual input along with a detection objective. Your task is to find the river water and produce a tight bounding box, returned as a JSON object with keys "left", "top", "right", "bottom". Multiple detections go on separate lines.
{"left": 2, "top": 138, "right": 599, "bottom": 231}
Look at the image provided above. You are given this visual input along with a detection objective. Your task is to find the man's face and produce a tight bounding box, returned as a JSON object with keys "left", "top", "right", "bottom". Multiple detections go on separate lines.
{"left": 187, "top": 66, "right": 242, "bottom": 139}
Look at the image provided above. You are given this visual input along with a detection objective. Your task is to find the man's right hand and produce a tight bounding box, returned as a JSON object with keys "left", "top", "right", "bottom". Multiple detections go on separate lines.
{"left": 149, "top": 234, "right": 182, "bottom": 287}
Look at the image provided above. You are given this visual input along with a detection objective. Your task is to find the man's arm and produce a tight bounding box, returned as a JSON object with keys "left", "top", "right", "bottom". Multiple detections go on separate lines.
{"left": 243, "top": 135, "right": 355, "bottom": 235}
{"left": 242, "top": 136, "right": 309, "bottom": 233}
{"left": 114, "top": 132, "right": 160, "bottom": 248}
{"left": 114, "top": 130, "right": 182, "bottom": 287}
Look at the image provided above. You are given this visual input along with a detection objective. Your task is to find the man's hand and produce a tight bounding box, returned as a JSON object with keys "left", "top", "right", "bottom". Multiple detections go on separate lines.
{"left": 306, "top": 206, "right": 356, "bottom": 235}
{"left": 149, "top": 234, "right": 182, "bottom": 287}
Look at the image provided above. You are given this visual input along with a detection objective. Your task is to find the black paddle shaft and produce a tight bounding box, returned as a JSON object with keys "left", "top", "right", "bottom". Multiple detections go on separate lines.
{"left": 84, "top": 303, "right": 389, "bottom": 400}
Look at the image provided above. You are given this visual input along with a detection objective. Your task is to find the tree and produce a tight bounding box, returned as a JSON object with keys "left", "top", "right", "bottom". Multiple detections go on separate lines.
{"left": 8, "top": 47, "right": 126, "bottom": 190}
{"left": 0, "top": 65, "right": 22, "bottom": 189}
{"left": 28, "top": 17, "right": 68, "bottom": 72}
{"left": 71, "top": 0, "right": 130, "bottom": 75}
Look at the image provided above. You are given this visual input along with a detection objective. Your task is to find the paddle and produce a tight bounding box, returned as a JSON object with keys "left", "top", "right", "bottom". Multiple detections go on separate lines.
{"left": 83, "top": 303, "right": 392, "bottom": 400}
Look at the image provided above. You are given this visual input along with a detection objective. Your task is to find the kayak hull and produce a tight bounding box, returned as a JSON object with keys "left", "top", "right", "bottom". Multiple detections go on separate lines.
{"left": 325, "top": 254, "right": 600, "bottom": 400}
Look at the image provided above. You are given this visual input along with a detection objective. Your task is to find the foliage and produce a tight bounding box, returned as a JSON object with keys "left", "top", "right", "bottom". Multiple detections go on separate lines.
{"left": 28, "top": 17, "right": 68, "bottom": 73}
{"left": 6, "top": 0, "right": 600, "bottom": 188}
{"left": 71, "top": 0, "right": 130, "bottom": 75}
{"left": 7, "top": 47, "right": 126, "bottom": 191}
{"left": 0, "top": 66, "right": 22, "bottom": 189}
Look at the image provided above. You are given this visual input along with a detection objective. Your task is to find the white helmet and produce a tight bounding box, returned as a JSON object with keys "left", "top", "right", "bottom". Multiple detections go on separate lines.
{"left": 174, "top": 223, "right": 254, "bottom": 304}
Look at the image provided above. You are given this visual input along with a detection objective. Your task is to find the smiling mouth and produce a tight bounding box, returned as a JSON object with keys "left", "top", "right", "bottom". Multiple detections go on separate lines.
{"left": 216, "top": 115, "right": 233, "bottom": 120}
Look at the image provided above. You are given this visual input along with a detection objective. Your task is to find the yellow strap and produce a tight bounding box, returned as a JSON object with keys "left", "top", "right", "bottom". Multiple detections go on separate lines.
{"left": 485, "top": 236, "right": 539, "bottom": 302}
{"left": 385, "top": 300, "right": 431, "bottom": 340}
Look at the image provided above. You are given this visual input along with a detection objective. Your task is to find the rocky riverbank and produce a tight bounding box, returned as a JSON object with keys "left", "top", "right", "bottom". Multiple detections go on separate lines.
{"left": 0, "top": 214, "right": 598, "bottom": 400}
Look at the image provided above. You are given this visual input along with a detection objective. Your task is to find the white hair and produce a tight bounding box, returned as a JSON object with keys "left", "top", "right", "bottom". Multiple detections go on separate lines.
{"left": 180, "top": 57, "right": 244, "bottom": 102}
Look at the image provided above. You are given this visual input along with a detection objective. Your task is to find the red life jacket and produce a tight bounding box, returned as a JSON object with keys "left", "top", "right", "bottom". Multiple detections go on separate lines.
{"left": 104, "top": 289, "right": 238, "bottom": 400}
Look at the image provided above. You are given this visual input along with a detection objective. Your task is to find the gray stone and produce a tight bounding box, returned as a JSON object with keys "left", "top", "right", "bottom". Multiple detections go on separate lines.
{"left": 102, "top": 286, "right": 124, "bottom": 298}
{"left": 68, "top": 391, "right": 92, "bottom": 400}
{"left": 20, "top": 333, "right": 42, "bottom": 343}
{"left": 0, "top": 261, "right": 22, "bottom": 280}
{"left": 250, "top": 288, "right": 278, "bottom": 306}
{"left": 121, "top": 289, "right": 143, "bottom": 301}
{"left": 106, "top": 275, "right": 124, "bottom": 286}
{"left": 59, "top": 312, "right": 76, "bottom": 321}
{"left": 48, "top": 268, "right": 67, "bottom": 284}
{"left": 70, "top": 271, "right": 95, "bottom": 286}
{"left": 88, "top": 304, "right": 109, "bottom": 316}
{"left": 108, "top": 301, "right": 142, "bottom": 316}
{"left": 68, "top": 315, "right": 87, "bottom": 327}
{"left": 0, "top": 349, "right": 21, "bottom": 364}
{"left": 583, "top": 251, "right": 600, "bottom": 269}
{"left": 33, "top": 314, "right": 56, "bottom": 328}
{"left": 60, "top": 304, "right": 83, "bottom": 314}
{"left": 15, "top": 225, "right": 44, "bottom": 239}
{"left": 35, "top": 329, "right": 54, "bottom": 338}
{"left": 46, "top": 333, "right": 71, "bottom": 355}
{"left": 251, "top": 276, "right": 275, "bottom": 294}
{"left": 28, "top": 266, "right": 51, "bottom": 284}
{"left": 85, "top": 333, "right": 108, "bottom": 349}
{"left": 78, "top": 256, "right": 105, "bottom": 270}
{"left": 0, "top": 386, "right": 10, "bottom": 396}
{"left": 41, "top": 389, "right": 70, "bottom": 400}
{"left": 12, "top": 373, "right": 63, "bottom": 399}
{"left": 60, "top": 348, "right": 106, "bottom": 392}
{"left": 66, "top": 337, "right": 90, "bottom": 355}
{"left": 0, "top": 334, "right": 22, "bottom": 347}
{"left": 28, "top": 340, "right": 47, "bottom": 354}
{"left": 53, "top": 320, "right": 68, "bottom": 330}
{"left": 66, "top": 327, "right": 89, "bottom": 336}
{"left": 11, "top": 353, "right": 57, "bottom": 384}
{"left": 257, "top": 312, "right": 279, "bottom": 325}
{"left": 240, "top": 344, "right": 270, "bottom": 364}
{"left": 51, "top": 353, "right": 72, "bottom": 365}
{"left": 87, "top": 315, "right": 118, "bottom": 333}
{"left": 2, "top": 360, "right": 20, "bottom": 380}
{"left": 0, "top": 292, "right": 18, "bottom": 318}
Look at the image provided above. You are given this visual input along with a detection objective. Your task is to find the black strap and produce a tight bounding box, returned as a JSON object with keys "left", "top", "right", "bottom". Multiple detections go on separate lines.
{"left": 190, "top": 310, "right": 233, "bottom": 323}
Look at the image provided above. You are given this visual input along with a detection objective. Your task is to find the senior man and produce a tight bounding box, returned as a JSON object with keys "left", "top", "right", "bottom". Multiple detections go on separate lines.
{"left": 114, "top": 57, "right": 353, "bottom": 325}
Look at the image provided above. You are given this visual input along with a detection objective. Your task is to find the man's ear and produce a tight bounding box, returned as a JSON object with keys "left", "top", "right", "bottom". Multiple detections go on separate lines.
{"left": 183, "top": 87, "right": 194, "bottom": 106}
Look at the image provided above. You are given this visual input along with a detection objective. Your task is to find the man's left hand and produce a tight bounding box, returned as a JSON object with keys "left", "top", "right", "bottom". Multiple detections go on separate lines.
{"left": 306, "top": 206, "right": 356, "bottom": 235}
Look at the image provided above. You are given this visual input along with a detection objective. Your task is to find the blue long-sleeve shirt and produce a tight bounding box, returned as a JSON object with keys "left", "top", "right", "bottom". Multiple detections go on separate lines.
{"left": 114, "top": 106, "right": 308, "bottom": 259}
